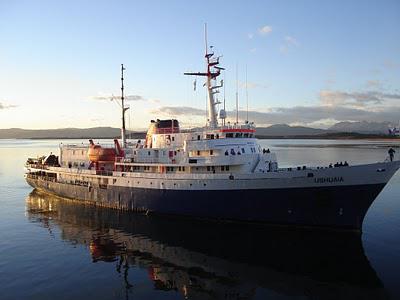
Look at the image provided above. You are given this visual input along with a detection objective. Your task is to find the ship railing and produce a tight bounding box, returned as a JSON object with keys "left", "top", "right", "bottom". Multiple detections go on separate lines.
{"left": 61, "top": 143, "right": 116, "bottom": 149}
{"left": 220, "top": 123, "right": 255, "bottom": 130}
{"left": 25, "top": 163, "right": 49, "bottom": 170}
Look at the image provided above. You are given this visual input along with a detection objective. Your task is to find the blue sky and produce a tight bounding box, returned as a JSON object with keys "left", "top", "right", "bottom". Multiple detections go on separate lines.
{"left": 0, "top": 0, "right": 399, "bottom": 129}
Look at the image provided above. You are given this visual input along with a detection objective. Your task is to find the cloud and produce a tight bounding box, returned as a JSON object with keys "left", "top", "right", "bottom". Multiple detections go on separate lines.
{"left": 320, "top": 90, "right": 400, "bottom": 107}
{"left": 0, "top": 102, "right": 17, "bottom": 109}
{"left": 280, "top": 36, "right": 299, "bottom": 53}
{"left": 284, "top": 36, "right": 299, "bottom": 46}
{"left": 247, "top": 33, "right": 254, "bottom": 39}
{"left": 153, "top": 105, "right": 400, "bottom": 127}
{"left": 258, "top": 25, "right": 272, "bottom": 35}
{"left": 150, "top": 106, "right": 205, "bottom": 117}
{"left": 383, "top": 59, "right": 399, "bottom": 69}
{"left": 90, "top": 94, "right": 145, "bottom": 101}
{"left": 238, "top": 81, "right": 269, "bottom": 89}
{"left": 366, "top": 80, "right": 381, "bottom": 88}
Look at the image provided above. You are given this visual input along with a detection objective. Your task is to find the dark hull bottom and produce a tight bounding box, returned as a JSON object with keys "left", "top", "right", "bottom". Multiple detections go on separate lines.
{"left": 26, "top": 178, "right": 386, "bottom": 230}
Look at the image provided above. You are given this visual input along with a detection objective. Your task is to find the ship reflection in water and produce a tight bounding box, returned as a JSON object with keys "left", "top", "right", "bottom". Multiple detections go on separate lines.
{"left": 26, "top": 190, "right": 387, "bottom": 300}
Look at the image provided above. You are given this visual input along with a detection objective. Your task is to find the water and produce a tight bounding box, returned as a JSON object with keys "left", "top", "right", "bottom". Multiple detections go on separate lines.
{"left": 1, "top": 139, "right": 400, "bottom": 300}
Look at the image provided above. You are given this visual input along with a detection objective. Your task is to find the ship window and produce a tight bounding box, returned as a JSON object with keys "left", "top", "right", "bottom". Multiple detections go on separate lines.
{"left": 178, "top": 166, "right": 181, "bottom": 171}
{"left": 148, "top": 151, "right": 151, "bottom": 156}
{"left": 174, "top": 151, "right": 177, "bottom": 155}
{"left": 226, "top": 165, "right": 230, "bottom": 171}
{"left": 230, "top": 149, "right": 235, "bottom": 155}
{"left": 242, "top": 148, "right": 245, "bottom": 153}
{"left": 221, "top": 166, "right": 225, "bottom": 171}
{"left": 216, "top": 134, "right": 219, "bottom": 139}
{"left": 197, "top": 135, "right": 200, "bottom": 140}
{"left": 172, "top": 136, "right": 175, "bottom": 141}
{"left": 197, "top": 151, "right": 200, "bottom": 156}
{"left": 210, "top": 150, "right": 213, "bottom": 155}
{"left": 243, "top": 133, "right": 248, "bottom": 138}
{"left": 225, "top": 150, "right": 228, "bottom": 156}
{"left": 207, "top": 166, "right": 211, "bottom": 171}
{"left": 226, "top": 133, "right": 234, "bottom": 138}
{"left": 203, "top": 183, "right": 206, "bottom": 186}
{"left": 189, "top": 159, "right": 197, "bottom": 164}
{"left": 211, "top": 134, "right": 214, "bottom": 139}
{"left": 235, "top": 133, "right": 242, "bottom": 138}
{"left": 182, "top": 166, "right": 185, "bottom": 171}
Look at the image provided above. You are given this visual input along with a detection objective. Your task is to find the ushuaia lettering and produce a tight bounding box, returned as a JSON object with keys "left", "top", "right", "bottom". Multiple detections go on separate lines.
{"left": 314, "top": 177, "right": 344, "bottom": 184}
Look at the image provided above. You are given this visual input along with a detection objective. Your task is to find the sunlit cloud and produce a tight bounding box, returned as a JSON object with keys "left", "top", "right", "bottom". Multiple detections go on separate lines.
{"left": 366, "top": 80, "right": 381, "bottom": 88}
{"left": 280, "top": 35, "right": 299, "bottom": 53}
{"left": 258, "top": 25, "right": 272, "bottom": 35}
{"left": 89, "top": 94, "right": 145, "bottom": 101}
{"left": 284, "top": 36, "right": 299, "bottom": 46}
{"left": 0, "top": 101, "right": 17, "bottom": 110}
{"left": 150, "top": 106, "right": 204, "bottom": 117}
{"left": 320, "top": 90, "right": 400, "bottom": 107}
{"left": 238, "top": 81, "right": 269, "bottom": 89}
{"left": 151, "top": 87, "right": 400, "bottom": 127}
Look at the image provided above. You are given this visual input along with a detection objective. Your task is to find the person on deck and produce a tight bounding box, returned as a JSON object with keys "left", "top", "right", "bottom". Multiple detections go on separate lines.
{"left": 388, "top": 148, "right": 396, "bottom": 162}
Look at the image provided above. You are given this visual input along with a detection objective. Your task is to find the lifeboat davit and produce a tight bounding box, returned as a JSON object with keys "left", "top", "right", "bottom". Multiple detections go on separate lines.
{"left": 87, "top": 139, "right": 116, "bottom": 162}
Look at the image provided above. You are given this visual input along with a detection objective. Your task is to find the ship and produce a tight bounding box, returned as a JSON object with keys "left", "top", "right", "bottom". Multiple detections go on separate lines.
{"left": 25, "top": 33, "right": 400, "bottom": 231}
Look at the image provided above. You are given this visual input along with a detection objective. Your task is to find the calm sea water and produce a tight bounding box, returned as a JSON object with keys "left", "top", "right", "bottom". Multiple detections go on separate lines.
{"left": 1, "top": 139, "right": 400, "bottom": 300}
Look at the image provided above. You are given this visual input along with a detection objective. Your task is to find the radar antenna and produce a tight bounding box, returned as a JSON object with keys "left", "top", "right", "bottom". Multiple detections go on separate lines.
{"left": 184, "top": 24, "right": 224, "bottom": 128}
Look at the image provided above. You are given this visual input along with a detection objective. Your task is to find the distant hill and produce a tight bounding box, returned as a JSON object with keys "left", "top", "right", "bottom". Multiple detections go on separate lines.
{"left": 0, "top": 123, "right": 395, "bottom": 140}
{"left": 329, "top": 121, "right": 391, "bottom": 134}
{"left": 256, "top": 124, "right": 328, "bottom": 137}
{"left": 0, "top": 127, "right": 145, "bottom": 139}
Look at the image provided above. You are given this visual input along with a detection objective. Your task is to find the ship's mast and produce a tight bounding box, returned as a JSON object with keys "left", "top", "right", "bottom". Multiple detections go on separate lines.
{"left": 184, "top": 24, "right": 224, "bottom": 129}
{"left": 120, "top": 64, "right": 128, "bottom": 147}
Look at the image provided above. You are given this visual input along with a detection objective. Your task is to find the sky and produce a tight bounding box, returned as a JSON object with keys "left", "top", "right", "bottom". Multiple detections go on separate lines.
{"left": 0, "top": 0, "right": 399, "bottom": 130}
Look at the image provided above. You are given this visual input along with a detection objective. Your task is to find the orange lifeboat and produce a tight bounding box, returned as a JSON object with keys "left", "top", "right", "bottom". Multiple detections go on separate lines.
{"left": 87, "top": 139, "right": 116, "bottom": 162}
